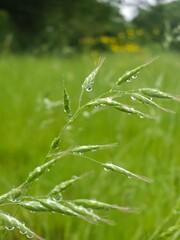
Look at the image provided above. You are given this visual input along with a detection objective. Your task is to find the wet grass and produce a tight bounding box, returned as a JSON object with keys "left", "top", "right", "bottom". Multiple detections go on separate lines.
{"left": 0, "top": 50, "right": 180, "bottom": 239}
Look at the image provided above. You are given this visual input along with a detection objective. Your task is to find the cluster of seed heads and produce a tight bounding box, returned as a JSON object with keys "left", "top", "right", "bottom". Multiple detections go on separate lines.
{"left": 0, "top": 57, "right": 179, "bottom": 239}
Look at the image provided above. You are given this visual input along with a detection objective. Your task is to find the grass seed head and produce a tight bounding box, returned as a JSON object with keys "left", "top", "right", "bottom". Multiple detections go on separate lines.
{"left": 82, "top": 57, "right": 105, "bottom": 92}
{"left": 71, "top": 143, "right": 118, "bottom": 154}
{"left": 139, "top": 88, "right": 180, "bottom": 102}
{"left": 19, "top": 201, "right": 48, "bottom": 212}
{"left": 63, "top": 88, "right": 71, "bottom": 117}
{"left": 0, "top": 212, "right": 44, "bottom": 240}
{"left": 87, "top": 98, "right": 154, "bottom": 119}
{"left": 113, "top": 57, "right": 158, "bottom": 88}
{"left": 73, "top": 199, "right": 137, "bottom": 213}
{"left": 131, "top": 93, "right": 175, "bottom": 113}
{"left": 65, "top": 201, "right": 113, "bottom": 225}
{"left": 103, "top": 162, "right": 153, "bottom": 183}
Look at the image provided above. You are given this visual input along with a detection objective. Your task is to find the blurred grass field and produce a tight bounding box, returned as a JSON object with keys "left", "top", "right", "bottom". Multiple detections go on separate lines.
{"left": 0, "top": 50, "right": 180, "bottom": 240}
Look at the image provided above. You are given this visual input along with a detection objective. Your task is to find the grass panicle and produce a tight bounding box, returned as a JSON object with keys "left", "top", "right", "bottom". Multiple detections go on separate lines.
{"left": 0, "top": 56, "right": 179, "bottom": 239}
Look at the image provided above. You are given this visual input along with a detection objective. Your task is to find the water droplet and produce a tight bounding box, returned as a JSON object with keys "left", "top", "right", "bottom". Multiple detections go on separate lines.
{"left": 26, "top": 234, "right": 34, "bottom": 239}
{"left": 5, "top": 226, "right": 14, "bottom": 231}
{"left": 77, "top": 152, "right": 83, "bottom": 155}
{"left": 126, "top": 71, "right": 130, "bottom": 74}
{"left": 36, "top": 167, "right": 41, "bottom": 172}
{"left": 45, "top": 168, "right": 50, "bottom": 172}
{"left": 8, "top": 197, "right": 20, "bottom": 203}
{"left": 86, "top": 87, "right": 92, "bottom": 92}
{"left": 106, "top": 98, "right": 112, "bottom": 103}
{"left": 140, "top": 115, "right": 144, "bottom": 119}
{"left": 128, "top": 176, "right": 132, "bottom": 179}
{"left": 127, "top": 79, "right": 131, "bottom": 83}
{"left": 88, "top": 208, "right": 94, "bottom": 213}
{"left": 20, "top": 230, "right": 27, "bottom": 235}
{"left": 51, "top": 196, "right": 62, "bottom": 202}
{"left": 104, "top": 167, "right": 110, "bottom": 172}
{"left": 132, "top": 75, "right": 137, "bottom": 79}
{"left": 131, "top": 96, "right": 136, "bottom": 101}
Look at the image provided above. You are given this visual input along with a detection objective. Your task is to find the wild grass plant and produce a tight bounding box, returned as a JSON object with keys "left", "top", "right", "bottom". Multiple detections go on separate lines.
{"left": 0, "top": 54, "right": 179, "bottom": 239}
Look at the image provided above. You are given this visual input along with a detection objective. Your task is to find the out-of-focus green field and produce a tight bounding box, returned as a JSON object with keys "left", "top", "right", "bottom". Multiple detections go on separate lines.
{"left": 0, "top": 50, "right": 180, "bottom": 240}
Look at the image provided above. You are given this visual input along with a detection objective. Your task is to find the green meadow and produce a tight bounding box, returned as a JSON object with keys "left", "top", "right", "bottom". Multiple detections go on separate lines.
{"left": 0, "top": 50, "right": 180, "bottom": 239}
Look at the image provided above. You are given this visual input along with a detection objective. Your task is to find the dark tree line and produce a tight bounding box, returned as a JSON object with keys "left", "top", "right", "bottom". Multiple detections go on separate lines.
{"left": 0, "top": 0, "right": 179, "bottom": 52}
{"left": 0, "top": 0, "right": 123, "bottom": 52}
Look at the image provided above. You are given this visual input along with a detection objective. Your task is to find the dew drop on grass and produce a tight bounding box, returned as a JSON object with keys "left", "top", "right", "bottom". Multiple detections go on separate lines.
{"left": 36, "top": 167, "right": 41, "bottom": 172}
{"left": 104, "top": 167, "right": 110, "bottom": 172}
{"left": 128, "top": 176, "right": 132, "bottom": 179}
{"left": 106, "top": 98, "right": 112, "bottom": 103}
{"left": 127, "top": 79, "right": 131, "bottom": 83}
{"left": 132, "top": 75, "right": 137, "bottom": 79}
{"left": 126, "top": 71, "right": 130, "bottom": 74}
{"left": 131, "top": 96, "right": 136, "bottom": 101}
{"left": 94, "top": 105, "right": 99, "bottom": 109}
{"left": 26, "top": 234, "right": 34, "bottom": 239}
{"left": 20, "top": 230, "right": 27, "bottom": 235}
{"left": 140, "top": 115, "right": 144, "bottom": 119}
{"left": 86, "top": 87, "right": 92, "bottom": 92}
{"left": 78, "top": 152, "right": 83, "bottom": 155}
{"left": 5, "top": 226, "right": 14, "bottom": 231}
